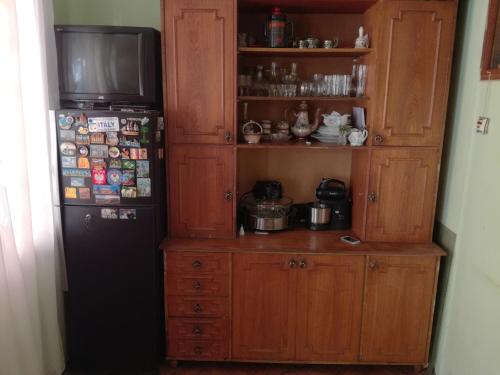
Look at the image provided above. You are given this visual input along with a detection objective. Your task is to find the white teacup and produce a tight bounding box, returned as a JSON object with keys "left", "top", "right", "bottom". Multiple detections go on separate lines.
{"left": 348, "top": 129, "right": 368, "bottom": 146}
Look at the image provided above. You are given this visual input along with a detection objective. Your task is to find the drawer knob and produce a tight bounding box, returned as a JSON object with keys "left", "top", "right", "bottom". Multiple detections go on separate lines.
{"left": 369, "top": 260, "right": 379, "bottom": 271}
{"left": 289, "top": 259, "right": 297, "bottom": 268}
{"left": 224, "top": 191, "right": 233, "bottom": 201}
{"left": 368, "top": 192, "right": 377, "bottom": 202}
{"left": 193, "top": 345, "right": 203, "bottom": 355}
{"left": 192, "top": 260, "right": 202, "bottom": 269}
{"left": 224, "top": 131, "right": 232, "bottom": 143}
{"left": 193, "top": 281, "right": 203, "bottom": 290}
{"left": 374, "top": 134, "right": 384, "bottom": 144}
{"left": 193, "top": 303, "right": 203, "bottom": 313}
{"left": 299, "top": 259, "right": 307, "bottom": 269}
{"left": 192, "top": 326, "right": 203, "bottom": 336}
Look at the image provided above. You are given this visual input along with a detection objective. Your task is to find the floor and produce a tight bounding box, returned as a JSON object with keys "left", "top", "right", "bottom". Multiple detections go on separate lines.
{"left": 161, "top": 362, "right": 429, "bottom": 375}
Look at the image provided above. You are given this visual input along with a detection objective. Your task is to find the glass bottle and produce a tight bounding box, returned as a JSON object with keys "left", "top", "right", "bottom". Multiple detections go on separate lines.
{"left": 252, "top": 65, "right": 268, "bottom": 96}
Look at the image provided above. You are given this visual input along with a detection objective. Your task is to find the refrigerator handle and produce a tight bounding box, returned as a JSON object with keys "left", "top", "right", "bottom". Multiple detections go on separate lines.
{"left": 84, "top": 213, "right": 92, "bottom": 228}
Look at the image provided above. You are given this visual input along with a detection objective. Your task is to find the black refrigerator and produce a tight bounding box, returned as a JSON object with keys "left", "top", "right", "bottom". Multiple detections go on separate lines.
{"left": 55, "top": 109, "right": 166, "bottom": 373}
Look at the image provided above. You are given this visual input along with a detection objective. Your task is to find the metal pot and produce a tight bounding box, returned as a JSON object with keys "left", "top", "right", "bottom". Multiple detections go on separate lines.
{"left": 306, "top": 202, "right": 331, "bottom": 231}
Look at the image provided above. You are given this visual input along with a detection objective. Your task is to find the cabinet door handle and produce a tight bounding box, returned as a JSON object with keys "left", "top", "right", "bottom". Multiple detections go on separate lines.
{"left": 224, "top": 191, "right": 233, "bottom": 201}
{"left": 374, "top": 134, "right": 384, "bottom": 144}
{"left": 224, "top": 131, "right": 232, "bottom": 143}
{"left": 193, "top": 345, "right": 203, "bottom": 355}
{"left": 192, "top": 327, "right": 203, "bottom": 336}
{"left": 193, "top": 303, "right": 203, "bottom": 313}
{"left": 368, "top": 192, "right": 377, "bottom": 202}
{"left": 369, "top": 260, "right": 379, "bottom": 271}
{"left": 289, "top": 259, "right": 297, "bottom": 268}
{"left": 84, "top": 213, "right": 92, "bottom": 227}
{"left": 192, "top": 260, "right": 202, "bottom": 269}
{"left": 299, "top": 259, "right": 307, "bottom": 269}
{"left": 193, "top": 281, "right": 203, "bottom": 290}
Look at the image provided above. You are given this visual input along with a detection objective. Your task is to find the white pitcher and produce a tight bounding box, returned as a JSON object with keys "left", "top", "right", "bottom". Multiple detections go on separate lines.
{"left": 348, "top": 129, "right": 368, "bottom": 146}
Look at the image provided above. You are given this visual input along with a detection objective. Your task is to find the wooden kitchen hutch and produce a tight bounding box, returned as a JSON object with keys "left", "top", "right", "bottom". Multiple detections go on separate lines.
{"left": 161, "top": 0, "right": 457, "bottom": 370}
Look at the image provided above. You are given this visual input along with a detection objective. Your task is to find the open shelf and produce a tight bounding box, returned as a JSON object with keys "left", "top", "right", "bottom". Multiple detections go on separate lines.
{"left": 237, "top": 141, "right": 367, "bottom": 150}
{"left": 238, "top": 0, "right": 378, "bottom": 14}
{"left": 238, "top": 96, "right": 369, "bottom": 102}
{"left": 238, "top": 47, "right": 372, "bottom": 57}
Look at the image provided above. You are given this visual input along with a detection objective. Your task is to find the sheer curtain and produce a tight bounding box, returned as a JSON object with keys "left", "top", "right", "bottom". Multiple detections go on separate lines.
{"left": 0, "top": 0, "right": 65, "bottom": 374}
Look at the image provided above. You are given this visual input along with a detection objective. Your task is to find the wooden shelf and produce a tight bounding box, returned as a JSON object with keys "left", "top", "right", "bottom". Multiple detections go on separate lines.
{"left": 237, "top": 141, "right": 367, "bottom": 150}
{"left": 238, "top": 0, "right": 378, "bottom": 14}
{"left": 238, "top": 47, "right": 372, "bottom": 57}
{"left": 238, "top": 96, "right": 369, "bottom": 102}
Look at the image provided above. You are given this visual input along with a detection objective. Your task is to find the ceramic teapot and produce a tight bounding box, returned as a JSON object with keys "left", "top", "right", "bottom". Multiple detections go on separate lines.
{"left": 285, "top": 101, "right": 321, "bottom": 140}
{"left": 322, "top": 111, "right": 351, "bottom": 127}
{"left": 348, "top": 128, "right": 368, "bottom": 146}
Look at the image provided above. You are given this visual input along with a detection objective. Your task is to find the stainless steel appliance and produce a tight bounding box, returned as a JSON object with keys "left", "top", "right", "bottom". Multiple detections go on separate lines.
{"left": 314, "top": 178, "right": 351, "bottom": 230}
{"left": 306, "top": 202, "right": 331, "bottom": 231}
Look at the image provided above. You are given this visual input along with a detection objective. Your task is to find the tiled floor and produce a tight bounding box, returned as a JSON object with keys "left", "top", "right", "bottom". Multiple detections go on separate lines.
{"left": 161, "top": 362, "right": 428, "bottom": 375}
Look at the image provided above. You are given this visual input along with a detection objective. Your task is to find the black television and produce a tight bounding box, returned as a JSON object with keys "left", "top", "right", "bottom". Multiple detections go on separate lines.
{"left": 55, "top": 25, "right": 161, "bottom": 108}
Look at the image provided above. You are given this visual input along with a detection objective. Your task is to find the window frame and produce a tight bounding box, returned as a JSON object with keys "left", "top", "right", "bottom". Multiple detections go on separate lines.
{"left": 481, "top": 0, "right": 500, "bottom": 80}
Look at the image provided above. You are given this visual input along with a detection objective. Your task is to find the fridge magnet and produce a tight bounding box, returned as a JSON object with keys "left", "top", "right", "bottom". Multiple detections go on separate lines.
{"left": 63, "top": 168, "right": 91, "bottom": 178}
{"left": 155, "top": 130, "right": 161, "bottom": 143}
{"left": 107, "top": 169, "right": 122, "bottom": 186}
{"left": 64, "top": 187, "right": 77, "bottom": 199}
{"left": 121, "top": 148, "right": 130, "bottom": 159}
{"left": 96, "top": 195, "right": 120, "bottom": 205}
{"left": 108, "top": 146, "right": 120, "bottom": 159}
{"left": 121, "top": 186, "right": 137, "bottom": 198}
{"left": 78, "top": 145, "right": 89, "bottom": 157}
{"left": 92, "top": 168, "right": 107, "bottom": 185}
{"left": 90, "top": 158, "right": 106, "bottom": 169}
{"left": 90, "top": 144, "right": 108, "bottom": 158}
{"left": 109, "top": 159, "right": 122, "bottom": 168}
{"left": 157, "top": 117, "right": 164, "bottom": 131}
{"left": 77, "top": 157, "right": 90, "bottom": 169}
{"left": 75, "top": 113, "right": 88, "bottom": 126}
{"left": 78, "top": 187, "right": 91, "bottom": 200}
{"left": 88, "top": 117, "right": 120, "bottom": 132}
{"left": 120, "top": 118, "right": 127, "bottom": 125}
{"left": 141, "top": 117, "right": 150, "bottom": 126}
{"left": 137, "top": 178, "right": 151, "bottom": 197}
{"left": 106, "top": 132, "right": 119, "bottom": 146}
{"left": 121, "top": 170, "right": 135, "bottom": 186}
{"left": 77, "top": 125, "right": 89, "bottom": 135}
{"left": 140, "top": 125, "right": 149, "bottom": 144}
{"left": 90, "top": 133, "right": 105, "bottom": 144}
{"left": 101, "top": 208, "right": 118, "bottom": 219}
{"left": 61, "top": 156, "right": 77, "bottom": 168}
{"left": 58, "top": 114, "right": 71, "bottom": 130}
{"left": 70, "top": 177, "right": 86, "bottom": 187}
{"left": 136, "top": 160, "right": 149, "bottom": 178}
{"left": 93, "top": 185, "right": 119, "bottom": 195}
{"left": 60, "top": 142, "right": 76, "bottom": 156}
{"left": 122, "top": 160, "right": 135, "bottom": 170}
{"left": 139, "top": 148, "right": 148, "bottom": 160}
{"left": 119, "top": 136, "right": 140, "bottom": 148}
{"left": 121, "top": 120, "right": 140, "bottom": 136}
{"left": 130, "top": 148, "right": 139, "bottom": 160}
{"left": 76, "top": 134, "right": 90, "bottom": 145}
{"left": 60, "top": 129, "right": 76, "bottom": 142}
{"left": 119, "top": 208, "right": 137, "bottom": 220}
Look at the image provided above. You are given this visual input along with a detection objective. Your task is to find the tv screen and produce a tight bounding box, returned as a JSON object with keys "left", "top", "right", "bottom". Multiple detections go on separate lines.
{"left": 61, "top": 32, "right": 141, "bottom": 95}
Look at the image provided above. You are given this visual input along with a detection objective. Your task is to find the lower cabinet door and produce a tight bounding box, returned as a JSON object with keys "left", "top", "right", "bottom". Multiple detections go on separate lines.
{"left": 360, "top": 256, "right": 438, "bottom": 363}
{"left": 232, "top": 254, "right": 296, "bottom": 360}
{"left": 295, "top": 255, "right": 365, "bottom": 361}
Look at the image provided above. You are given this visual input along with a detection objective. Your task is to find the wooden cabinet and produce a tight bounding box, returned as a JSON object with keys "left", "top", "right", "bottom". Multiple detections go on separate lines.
{"left": 168, "top": 146, "right": 234, "bottom": 238}
{"left": 366, "top": 148, "right": 440, "bottom": 243}
{"left": 360, "top": 256, "right": 439, "bottom": 363}
{"left": 232, "top": 253, "right": 365, "bottom": 362}
{"left": 232, "top": 254, "right": 296, "bottom": 360}
{"left": 295, "top": 256, "right": 365, "bottom": 362}
{"left": 371, "top": 1, "right": 456, "bottom": 147}
{"left": 164, "top": 0, "right": 235, "bottom": 145}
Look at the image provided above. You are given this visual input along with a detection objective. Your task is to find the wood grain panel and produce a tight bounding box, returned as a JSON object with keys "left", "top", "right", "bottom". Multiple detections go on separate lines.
{"left": 169, "top": 146, "right": 234, "bottom": 238}
{"left": 295, "top": 256, "right": 365, "bottom": 362}
{"left": 165, "top": 0, "right": 235, "bottom": 144}
{"left": 166, "top": 252, "right": 230, "bottom": 275}
{"left": 167, "top": 296, "right": 228, "bottom": 317}
{"left": 232, "top": 253, "right": 296, "bottom": 361}
{"left": 166, "top": 274, "right": 229, "bottom": 296}
{"left": 372, "top": 1, "right": 456, "bottom": 146}
{"left": 366, "top": 149, "right": 440, "bottom": 243}
{"left": 360, "top": 256, "right": 438, "bottom": 363}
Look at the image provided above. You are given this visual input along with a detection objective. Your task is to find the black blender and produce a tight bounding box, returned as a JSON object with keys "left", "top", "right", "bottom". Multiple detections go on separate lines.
{"left": 309, "top": 178, "right": 352, "bottom": 230}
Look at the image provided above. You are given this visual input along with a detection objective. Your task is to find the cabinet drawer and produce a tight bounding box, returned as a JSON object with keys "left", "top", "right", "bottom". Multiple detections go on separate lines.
{"left": 166, "top": 252, "right": 229, "bottom": 275}
{"left": 167, "top": 296, "right": 228, "bottom": 317}
{"left": 168, "top": 318, "right": 228, "bottom": 340}
{"left": 166, "top": 274, "right": 229, "bottom": 296}
{"left": 167, "top": 339, "right": 228, "bottom": 360}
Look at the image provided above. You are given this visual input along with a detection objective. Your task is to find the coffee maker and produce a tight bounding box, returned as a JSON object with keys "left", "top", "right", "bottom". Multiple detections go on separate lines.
{"left": 315, "top": 178, "right": 351, "bottom": 230}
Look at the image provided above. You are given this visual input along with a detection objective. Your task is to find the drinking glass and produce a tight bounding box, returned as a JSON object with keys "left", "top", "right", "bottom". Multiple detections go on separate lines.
{"left": 356, "top": 65, "right": 367, "bottom": 97}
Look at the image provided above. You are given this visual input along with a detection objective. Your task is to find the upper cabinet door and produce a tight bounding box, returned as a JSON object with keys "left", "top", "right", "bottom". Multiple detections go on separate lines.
{"left": 366, "top": 149, "right": 439, "bottom": 243}
{"left": 372, "top": 1, "right": 457, "bottom": 146}
{"left": 164, "top": 0, "right": 235, "bottom": 145}
{"left": 295, "top": 256, "right": 364, "bottom": 362}
{"left": 360, "top": 256, "right": 438, "bottom": 364}
{"left": 168, "top": 145, "right": 234, "bottom": 238}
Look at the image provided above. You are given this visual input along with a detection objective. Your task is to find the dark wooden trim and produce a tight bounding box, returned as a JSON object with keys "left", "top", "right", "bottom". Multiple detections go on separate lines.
{"left": 481, "top": 0, "right": 500, "bottom": 80}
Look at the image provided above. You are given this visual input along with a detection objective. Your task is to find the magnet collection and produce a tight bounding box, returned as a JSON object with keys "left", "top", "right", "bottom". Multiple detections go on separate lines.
{"left": 58, "top": 112, "right": 153, "bottom": 204}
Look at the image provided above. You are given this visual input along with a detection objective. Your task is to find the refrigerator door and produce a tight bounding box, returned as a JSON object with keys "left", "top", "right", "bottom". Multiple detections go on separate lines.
{"left": 55, "top": 109, "right": 162, "bottom": 206}
{"left": 62, "top": 205, "right": 161, "bottom": 372}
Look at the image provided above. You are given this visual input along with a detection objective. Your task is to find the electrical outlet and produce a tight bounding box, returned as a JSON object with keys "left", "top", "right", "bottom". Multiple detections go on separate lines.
{"left": 476, "top": 116, "right": 490, "bottom": 134}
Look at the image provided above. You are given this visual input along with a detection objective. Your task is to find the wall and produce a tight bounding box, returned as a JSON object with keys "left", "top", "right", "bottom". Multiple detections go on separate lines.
{"left": 434, "top": 0, "right": 500, "bottom": 374}
{"left": 53, "top": 0, "right": 161, "bottom": 30}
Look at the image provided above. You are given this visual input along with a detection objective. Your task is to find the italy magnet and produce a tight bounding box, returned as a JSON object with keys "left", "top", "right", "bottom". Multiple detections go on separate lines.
{"left": 108, "top": 146, "right": 120, "bottom": 159}
{"left": 88, "top": 117, "right": 120, "bottom": 132}
{"left": 60, "top": 142, "right": 76, "bottom": 156}
{"left": 92, "top": 168, "right": 107, "bottom": 185}
{"left": 107, "top": 169, "right": 122, "bottom": 186}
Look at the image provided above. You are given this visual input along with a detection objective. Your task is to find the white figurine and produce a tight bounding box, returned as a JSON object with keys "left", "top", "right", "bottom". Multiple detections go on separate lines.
{"left": 355, "top": 26, "right": 369, "bottom": 48}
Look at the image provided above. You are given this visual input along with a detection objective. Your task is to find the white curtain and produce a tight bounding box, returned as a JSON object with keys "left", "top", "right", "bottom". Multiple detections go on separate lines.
{"left": 0, "top": 0, "right": 65, "bottom": 374}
